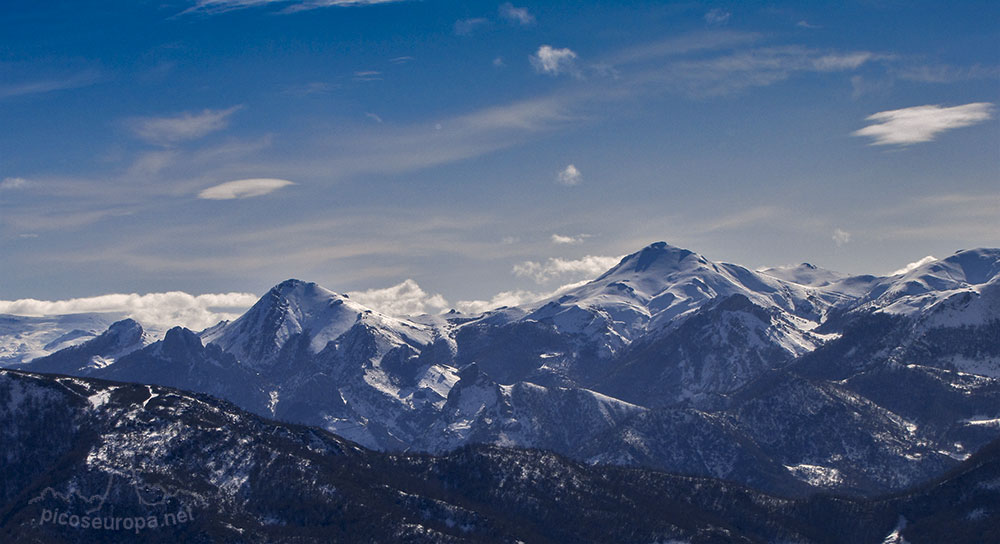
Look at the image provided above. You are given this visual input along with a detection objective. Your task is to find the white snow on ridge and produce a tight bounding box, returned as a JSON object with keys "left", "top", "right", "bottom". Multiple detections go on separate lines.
{"left": 87, "top": 390, "right": 111, "bottom": 409}
{"left": 784, "top": 463, "right": 845, "bottom": 487}
{"left": 962, "top": 417, "right": 1000, "bottom": 427}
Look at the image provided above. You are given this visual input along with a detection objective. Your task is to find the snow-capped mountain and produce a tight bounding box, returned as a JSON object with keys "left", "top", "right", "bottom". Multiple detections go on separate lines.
{"left": 0, "top": 312, "right": 130, "bottom": 366}
{"left": 14, "top": 242, "right": 1000, "bottom": 496}
{"left": 201, "top": 278, "right": 436, "bottom": 372}
{"left": 462, "top": 242, "right": 855, "bottom": 390}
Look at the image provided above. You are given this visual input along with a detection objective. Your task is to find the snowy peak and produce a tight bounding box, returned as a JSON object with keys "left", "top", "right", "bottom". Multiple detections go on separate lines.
{"left": 203, "top": 278, "right": 436, "bottom": 371}
{"left": 858, "top": 248, "right": 1000, "bottom": 316}
{"left": 528, "top": 241, "right": 837, "bottom": 342}
{"left": 202, "top": 279, "right": 362, "bottom": 366}
{"left": 599, "top": 241, "right": 703, "bottom": 277}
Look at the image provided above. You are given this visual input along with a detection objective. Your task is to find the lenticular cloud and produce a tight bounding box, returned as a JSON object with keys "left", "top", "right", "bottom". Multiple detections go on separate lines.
{"left": 198, "top": 178, "right": 295, "bottom": 200}
{"left": 853, "top": 102, "right": 994, "bottom": 146}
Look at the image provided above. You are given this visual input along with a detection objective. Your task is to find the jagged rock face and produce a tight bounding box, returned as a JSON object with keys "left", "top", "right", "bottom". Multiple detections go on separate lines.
{"left": 10, "top": 244, "right": 1000, "bottom": 496}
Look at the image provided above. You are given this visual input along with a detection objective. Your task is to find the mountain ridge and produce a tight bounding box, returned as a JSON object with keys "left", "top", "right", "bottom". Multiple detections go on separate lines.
{"left": 8, "top": 242, "right": 1000, "bottom": 496}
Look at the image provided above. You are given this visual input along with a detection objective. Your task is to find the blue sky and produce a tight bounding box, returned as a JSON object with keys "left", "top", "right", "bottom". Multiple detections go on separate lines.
{"left": 1, "top": 0, "right": 998, "bottom": 323}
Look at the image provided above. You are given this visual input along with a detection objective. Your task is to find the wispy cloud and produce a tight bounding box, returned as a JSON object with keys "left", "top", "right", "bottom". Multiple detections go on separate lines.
{"left": 551, "top": 233, "right": 589, "bottom": 245}
{"left": 454, "top": 17, "right": 488, "bottom": 36}
{"left": 347, "top": 279, "right": 449, "bottom": 316}
{"left": 870, "top": 192, "right": 1000, "bottom": 242}
{"left": 513, "top": 254, "right": 622, "bottom": 283}
{"left": 531, "top": 45, "right": 580, "bottom": 77}
{"left": 556, "top": 164, "right": 581, "bottom": 185}
{"left": 184, "top": 0, "right": 406, "bottom": 14}
{"left": 365, "top": 112, "right": 384, "bottom": 123}
{"left": 704, "top": 8, "right": 731, "bottom": 25}
{"left": 198, "top": 178, "right": 295, "bottom": 200}
{"left": 605, "top": 31, "right": 760, "bottom": 65}
{"left": 850, "top": 75, "right": 893, "bottom": 99}
{"left": 2, "top": 204, "right": 135, "bottom": 232}
{"left": 832, "top": 228, "right": 851, "bottom": 247}
{"left": 796, "top": 20, "right": 820, "bottom": 29}
{"left": 0, "top": 177, "right": 28, "bottom": 190}
{"left": 701, "top": 206, "right": 780, "bottom": 232}
{"left": 896, "top": 63, "right": 999, "bottom": 83}
{"left": 353, "top": 70, "right": 383, "bottom": 81}
{"left": 499, "top": 3, "right": 534, "bottom": 25}
{"left": 0, "top": 71, "right": 100, "bottom": 100}
{"left": 0, "top": 292, "right": 259, "bottom": 332}
{"left": 128, "top": 106, "right": 243, "bottom": 145}
{"left": 282, "top": 81, "right": 340, "bottom": 96}
{"left": 614, "top": 42, "right": 880, "bottom": 97}
{"left": 263, "top": 95, "right": 576, "bottom": 185}
{"left": 852, "top": 102, "right": 995, "bottom": 146}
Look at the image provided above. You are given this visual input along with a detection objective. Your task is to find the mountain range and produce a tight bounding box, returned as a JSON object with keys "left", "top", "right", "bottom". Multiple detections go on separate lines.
{"left": 2, "top": 369, "right": 996, "bottom": 543}
{"left": 5, "top": 242, "right": 999, "bottom": 498}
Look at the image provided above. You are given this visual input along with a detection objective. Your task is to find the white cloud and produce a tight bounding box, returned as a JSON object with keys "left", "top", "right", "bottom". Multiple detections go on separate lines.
{"left": 556, "top": 164, "right": 581, "bottom": 185}
{"left": 493, "top": 57, "right": 505, "bottom": 67}
{"left": 366, "top": 112, "right": 384, "bottom": 123}
{"left": 551, "top": 233, "right": 588, "bottom": 245}
{"left": 832, "top": 228, "right": 851, "bottom": 246}
{"left": 531, "top": 45, "right": 579, "bottom": 76}
{"left": 852, "top": 102, "right": 995, "bottom": 146}
{"left": 796, "top": 20, "right": 820, "bottom": 29}
{"left": 198, "top": 178, "right": 295, "bottom": 200}
{"left": 0, "top": 292, "right": 259, "bottom": 332}
{"left": 1, "top": 177, "right": 28, "bottom": 190}
{"left": 455, "top": 279, "right": 589, "bottom": 315}
{"left": 704, "top": 9, "right": 731, "bottom": 25}
{"left": 513, "top": 254, "right": 622, "bottom": 283}
{"left": 347, "top": 279, "right": 449, "bottom": 316}
{"left": 499, "top": 3, "right": 534, "bottom": 25}
{"left": 501, "top": 236, "right": 520, "bottom": 245}
{"left": 891, "top": 255, "right": 937, "bottom": 276}
{"left": 454, "top": 18, "right": 488, "bottom": 36}
{"left": 129, "top": 106, "right": 242, "bottom": 145}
